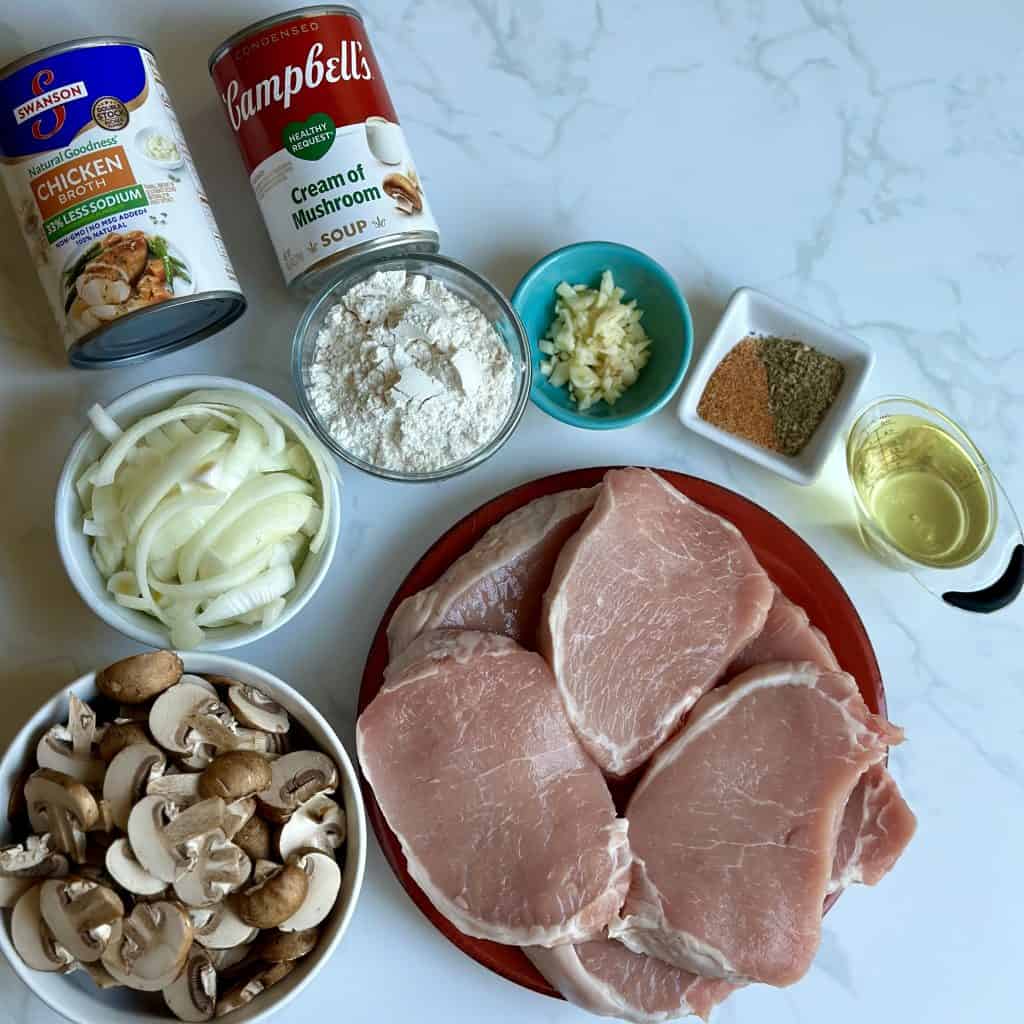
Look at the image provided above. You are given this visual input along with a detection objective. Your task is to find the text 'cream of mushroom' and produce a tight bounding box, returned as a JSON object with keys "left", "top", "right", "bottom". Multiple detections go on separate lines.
{"left": 209, "top": 6, "right": 440, "bottom": 292}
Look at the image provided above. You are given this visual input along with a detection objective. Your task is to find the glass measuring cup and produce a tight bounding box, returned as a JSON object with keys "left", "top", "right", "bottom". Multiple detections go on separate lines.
{"left": 846, "top": 396, "right": 1023, "bottom": 612}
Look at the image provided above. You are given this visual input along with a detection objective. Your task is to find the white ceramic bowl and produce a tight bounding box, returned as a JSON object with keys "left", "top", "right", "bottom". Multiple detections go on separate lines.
{"left": 0, "top": 652, "right": 366, "bottom": 1024}
{"left": 677, "top": 287, "right": 875, "bottom": 485}
{"left": 55, "top": 375, "right": 342, "bottom": 650}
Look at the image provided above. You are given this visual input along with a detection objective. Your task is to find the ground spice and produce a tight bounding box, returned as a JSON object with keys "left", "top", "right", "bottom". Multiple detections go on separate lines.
{"left": 696, "top": 338, "right": 776, "bottom": 449}
{"left": 697, "top": 335, "right": 845, "bottom": 457}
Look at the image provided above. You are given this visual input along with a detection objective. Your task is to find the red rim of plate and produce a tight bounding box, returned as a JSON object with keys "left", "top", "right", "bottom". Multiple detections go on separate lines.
{"left": 357, "top": 467, "right": 885, "bottom": 998}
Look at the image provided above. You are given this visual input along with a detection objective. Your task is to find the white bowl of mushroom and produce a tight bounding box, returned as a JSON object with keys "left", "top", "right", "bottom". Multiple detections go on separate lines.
{"left": 0, "top": 651, "right": 366, "bottom": 1024}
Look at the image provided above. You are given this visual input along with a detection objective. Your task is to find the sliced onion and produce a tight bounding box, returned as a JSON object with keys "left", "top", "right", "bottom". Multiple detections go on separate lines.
{"left": 176, "top": 391, "right": 285, "bottom": 454}
{"left": 87, "top": 403, "right": 123, "bottom": 443}
{"left": 195, "top": 565, "right": 295, "bottom": 627}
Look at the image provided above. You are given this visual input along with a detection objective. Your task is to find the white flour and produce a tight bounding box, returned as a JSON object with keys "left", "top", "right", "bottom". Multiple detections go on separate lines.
{"left": 308, "top": 270, "right": 517, "bottom": 473}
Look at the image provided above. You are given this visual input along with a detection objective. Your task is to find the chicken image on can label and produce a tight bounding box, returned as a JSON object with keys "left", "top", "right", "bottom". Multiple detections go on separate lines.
{"left": 0, "top": 37, "right": 246, "bottom": 366}
{"left": 209, "top": 6, "right": 440, "bottom": 292}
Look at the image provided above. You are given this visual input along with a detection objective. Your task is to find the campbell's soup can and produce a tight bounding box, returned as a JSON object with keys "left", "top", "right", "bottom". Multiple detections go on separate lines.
{"left": 209, "top": 5, "right": 440, "bottom": 292}
{"left": 0, "top": 37, "right": 246, "bottom": 367}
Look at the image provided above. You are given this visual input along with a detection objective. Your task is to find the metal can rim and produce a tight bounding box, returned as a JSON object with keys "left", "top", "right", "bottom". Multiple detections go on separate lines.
{"left": 207, "top": 4, "right": 365, "bottom": 75}
{"left": 0, "top": 36, "right": 153, "bottom": 82}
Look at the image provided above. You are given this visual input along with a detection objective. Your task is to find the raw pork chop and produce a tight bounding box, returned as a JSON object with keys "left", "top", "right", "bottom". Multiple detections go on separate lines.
{"left": 830, "top": 762, "right": 916, "bottom": 893}
{"left": 526, "top": 939, "right": 735, "bottom": 1023}
{"left": 611, "top": 661, "right": 906, "bottom": 987}
{"left": 540, "top": 468, "right": 773, "bottom": 776}
{"left": 387, "top": 487, "right": 599, "bottom": 657}
{"left": 357, "top": 629, "right": 630, "bottom": 946}
{"left": 727, "top": 587, "right": 917, "bottom": 895}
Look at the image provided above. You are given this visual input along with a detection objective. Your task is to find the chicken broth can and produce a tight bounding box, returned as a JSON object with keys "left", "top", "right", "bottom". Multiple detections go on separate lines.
{"left": 0, "top": 37, "right": 245, "bottom": 366}
{"left": 210, "top": 6, "right": 440, "bottom": 292}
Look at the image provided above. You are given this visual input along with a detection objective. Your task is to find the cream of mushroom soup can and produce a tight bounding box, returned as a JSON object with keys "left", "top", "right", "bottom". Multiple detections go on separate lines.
{"left": 209, "top": 5, "right": 440, "bottom": 293}
{"left": 0, "top": 37, "right": 246, "bottom": 367}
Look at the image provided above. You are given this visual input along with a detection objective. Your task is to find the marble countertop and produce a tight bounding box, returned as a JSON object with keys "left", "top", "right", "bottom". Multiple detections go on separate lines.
{"left": 1, "top": 1, "right": 1021, "bottom": 1022}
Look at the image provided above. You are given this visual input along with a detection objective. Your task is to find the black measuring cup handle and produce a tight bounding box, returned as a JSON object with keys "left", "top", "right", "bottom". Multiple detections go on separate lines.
{"left": 942, "top": 544, "right": 1024, "bottom": 613}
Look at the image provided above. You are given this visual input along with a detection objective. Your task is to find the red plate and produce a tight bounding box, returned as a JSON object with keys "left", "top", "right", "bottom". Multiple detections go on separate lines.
{"left": 358, "top": 467, "right": 885, "bottom": 998}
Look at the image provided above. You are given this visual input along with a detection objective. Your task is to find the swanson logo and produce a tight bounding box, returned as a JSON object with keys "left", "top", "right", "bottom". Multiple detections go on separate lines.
{"left": 12, "top": 69, "right": 89, "bottom": 140}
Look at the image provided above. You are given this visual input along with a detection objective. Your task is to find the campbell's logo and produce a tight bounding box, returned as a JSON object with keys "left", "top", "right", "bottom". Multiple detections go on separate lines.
{"left": 13, "top": 70, "right": 88, "bottom": 139}
{"left": 223, "top": 41, "right": 372, "bottom": 131}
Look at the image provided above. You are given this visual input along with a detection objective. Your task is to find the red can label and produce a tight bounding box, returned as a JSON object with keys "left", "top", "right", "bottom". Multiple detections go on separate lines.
{"left": 211, "top": 10, "right": 437, "bottom": 284}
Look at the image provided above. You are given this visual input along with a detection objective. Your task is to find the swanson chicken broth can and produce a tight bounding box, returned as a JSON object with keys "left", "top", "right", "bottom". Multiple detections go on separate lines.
{"left": 210, "top": 6, "right": 440, "bottom": 292}
{"left": 0, "top": 37, "right": 245, "bottom": 367}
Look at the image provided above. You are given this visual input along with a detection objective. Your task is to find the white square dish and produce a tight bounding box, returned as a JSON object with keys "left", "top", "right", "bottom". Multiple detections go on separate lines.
{"left": 677, "top": 287, "right": 875, "bottom": 485}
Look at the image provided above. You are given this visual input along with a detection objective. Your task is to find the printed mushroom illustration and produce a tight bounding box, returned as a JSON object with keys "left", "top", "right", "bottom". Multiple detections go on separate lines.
{"left": 234, "top": 862, "right": 308, "bottom": 929}
{"left": 38, "top": 877, "right": 124, "bottom": 963}
{"left": 382, "top": 172, "right": 423, "bottom": 214}
{"left": 25, "top": 768, "right": 100, "bottom": 861}
{"left": 216, "top": 961, "right": 294, "bottom": 1018}
{"left": 279, "top": 851, "right": 341, "bottom": 932}
{"left": 172, "top": 832, "right": 251, "bottom": 908}
{"left": 257, "top": 750, "right": 338, "bottom": 823}
{"left": 11, "top": 884, "right": 76, "bottom": 973}
{"left": 278, "top": 793, "right": 346, "bottom": 860}
{"left": 96, "top": 651, "right": 183, "bottom": 705}
{"left": 101, "top": 899, "right": 193, "bottom": 991}
{"left": 188, "top": 902, "right": 258, "bottom": 950}
{"left": 164, "top": 942, "right": 217, "bottom": 1022}
{"left": 103, "top": 742, "right": 167, "bottom": 831}
{"left": 105, "top": 837, "right": 167, "bottom": 896}
{"left": 227, "top": 685, "right": 291, "bottom": 734}
{"left": 0, "top": 834, "right": 69, "bottom": 908}
{"left": 36, "top": 694, "right": 107, "bottom": 785}
{"left": 127, "top": 795, "right": 226, "bottom": 883}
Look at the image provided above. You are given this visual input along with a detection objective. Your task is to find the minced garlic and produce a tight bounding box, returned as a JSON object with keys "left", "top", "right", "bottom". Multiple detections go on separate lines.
{"left": 539, "top": 270, "right": 651, "bottom": 411}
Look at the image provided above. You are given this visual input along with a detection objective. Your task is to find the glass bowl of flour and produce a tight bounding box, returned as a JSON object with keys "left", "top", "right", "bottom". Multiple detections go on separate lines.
{"left": 292, "top": 253, "right": 532, "bottom": 481}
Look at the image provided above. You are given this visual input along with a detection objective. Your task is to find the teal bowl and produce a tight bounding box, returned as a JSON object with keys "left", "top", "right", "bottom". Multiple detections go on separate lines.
{"left": 511, "top": 241, "right": 693, "bottom": 429}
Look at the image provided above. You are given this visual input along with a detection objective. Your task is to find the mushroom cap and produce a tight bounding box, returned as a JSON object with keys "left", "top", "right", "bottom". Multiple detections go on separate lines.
{"left": 11, "top": 884, "right": 76, "bottom": 973}
{"left": 215, "top": 961, "right": 294, "bottom": 1017}
{"left": 172, "top": 832, "right": 251, "bottom": 908}
{"left": 103, "top": 742, "right": 166, "bottom": 832}
{"left": 279, "top": 852, "right": 341, "bottom": 933}
{"left": 38, "top": 877, "right": 124, "bottom": 963}
{"left": 234, "top": 863, "right": 308, "bottom": 929}
{"left": 222, "top": 797, "right": 256, "bottom": 841}
{"left": 232, "top": 815, "right": 271, "bottom": 863}
{"left": 98, "top": 721, "right": 151, "bottom": 763}
{"left": 199, "top": 751, "right": 272, "bottom": 803}
{"left": 97, "top": 651, "right": 183, "bottom": 704}
{"left": 150, "top": 681, "right": 229, "bottom": 759}
{"left": 257, "top": 751, "right": 338, "bottom": 823}
{"left": 278, "top": 793, "right": 346, "bottom": 861}
{"left": 25, "top": 769, "right": 99, "bottom": 862}
{"left": 255, "top": 926, "right": 319, "bottom": 963}
{"left": 0, "top": 834, "right": 69, "bottom": 880}
{"left": 100, "top": 899, "right": 193, "bottom": 991}
{"left": 105, "top": 837, "right": 167, "bottom": 896}
{"left": 227, "top": 685, "right": 290, "bottom": 735}
{"left": 164, "top": 943, "right": 217, "bottom": 1022}
{"left": 188, "top": 903, "right": 258, "bottom": 950}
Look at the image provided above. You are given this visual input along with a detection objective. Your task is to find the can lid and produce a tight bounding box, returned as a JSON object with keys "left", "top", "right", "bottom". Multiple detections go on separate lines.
{"left": 68, "top": 292, "right": 247, "bottom": 368}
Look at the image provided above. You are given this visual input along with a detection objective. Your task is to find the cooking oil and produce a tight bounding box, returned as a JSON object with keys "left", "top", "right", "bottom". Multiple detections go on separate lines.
{"left": 850, "top": 414, "right": 994, "bottom": 568}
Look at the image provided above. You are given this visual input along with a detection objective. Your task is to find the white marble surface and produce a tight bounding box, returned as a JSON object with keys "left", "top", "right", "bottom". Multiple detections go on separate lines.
{"left": 1, "top": 1, "right": 1021, "bottom": 1022}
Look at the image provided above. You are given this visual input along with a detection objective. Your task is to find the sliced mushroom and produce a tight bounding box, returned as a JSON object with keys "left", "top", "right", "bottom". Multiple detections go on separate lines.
{"left": 151, "top": 683, "right": 243, "bottom": 769}
{"left": 148, "top": 770, "right": 203, "bottom": 807}
{"left": 199, "top": 752, "right": 272, "bottom": 803}
{"left": 82, "top": 960, "right": 122, "bottom": 988}
{"left": 104, "top": 742, "right": 167, "bottom": 831}
{"left": 227, "top": 685, "right": 290, "bottom": 735}
{"left": 222, "top": 798, "right": 256, "bottom": 841}
{"left": 7, "top": 765, "right": 32, "bottom": 826}
{"left": 201, "top": 674, "right": 241, "bottom": 694}
{"left": 98, "top": 721, "right": 151, "bottom": 763}
{"left": 255, "top": 926, "right": 319, "bottom": 963}
{"left": 188, "top": 903, "right": 257, "bottom": 950}
{"left": 279, "top": 852, "right": 341, "bottom": 932}
{"left": 11, "top": 884, "right": 76, "bottom": 973}
{"left": 97, "top": 651, "right": 183, "bottom": 704}
{"left": 36, "top": 694, "right": 106, "bottom": 785}
{"left": 25, "top": 768, "right": 99, "bottom": 862}
{"left": 0, "top": 834, "right": 69, "bottom": 908}
{"left": 215, "top": 961, "right": 294, "bottom": 1018}
{"left": 105, "top": 838, "right": 166, "bottom": 896}
{"left": 38, "top": 877, "right": 124, "bottom": 962}
{"left": 233, "top": 862, "right": 308, "bottom": 929}
{"left": 232, "top": 815, "right": 271, "bottom": 863}
{"left": 179, "top": 674, "right": 218, "bottom": 698}
{"left": 205, "top": 942, "right": 251, "bottom": 973}
{"left": 382, "top": 172, "right": 423, "bottom": 214}
{"left": 257, "top": 751, "right": 338, "bottom": 823}
{"left": 173, "top": 832, "right": 251, "bottom": 908}
{"left": 101, "top": 899, "right": 193, "bottom": 991}
{"left": 278, "top": 793, "right": 346, "bottom": 861}
{"left": 250, "top": 858, "right": 279, "bottom": 885}
{"left": 127, "top": 795, "right": 226, "bottom": 883}
{"left": 165, "top": 943, "right": 217, "bottom": 1022}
